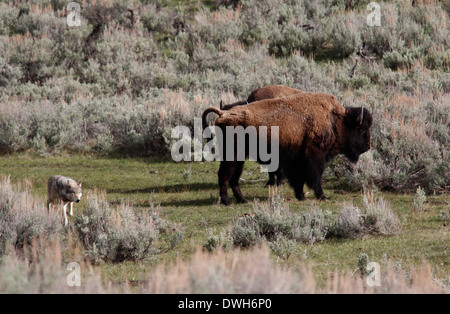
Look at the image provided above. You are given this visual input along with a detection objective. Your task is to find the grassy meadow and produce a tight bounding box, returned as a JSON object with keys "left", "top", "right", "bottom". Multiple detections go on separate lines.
{"left": 0, "top": 153, "right": 448, "bottom": 288}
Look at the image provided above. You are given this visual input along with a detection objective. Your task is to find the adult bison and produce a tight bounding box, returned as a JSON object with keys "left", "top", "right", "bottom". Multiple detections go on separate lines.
{"left": 209, "top": 85, "right": 303, "bottom": 186}
{"left": 202, "top": 92, "right": 372, "bottom": 205}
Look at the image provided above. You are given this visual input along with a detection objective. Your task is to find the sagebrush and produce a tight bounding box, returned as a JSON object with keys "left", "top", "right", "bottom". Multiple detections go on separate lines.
{"left": 0, "top": 0, "right": 448, "bottom": 193}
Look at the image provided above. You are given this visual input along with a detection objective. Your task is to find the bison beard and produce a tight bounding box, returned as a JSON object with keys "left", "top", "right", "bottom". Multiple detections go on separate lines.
{"left": 203, "top": 92, "right": 372, "bottom": 205}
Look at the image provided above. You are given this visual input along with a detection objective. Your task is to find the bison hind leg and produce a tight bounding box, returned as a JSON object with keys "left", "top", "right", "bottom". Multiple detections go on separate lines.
{"left": 285, "top": 169, "right": 306, "bottom": 200}
{"left": 276, "top": 169, "right": 286, "bottom": 186}
{"left": 304, "top": 154, "right": 328, "bottom": 201}
{"left": 218, "top": 161, "right": 247, "bottom": 205}
{"left": 265, "top": 169, "right": 285, "bottom": 187}
{"left": 218, "top": 161, "right": 233, "bottom": 205}
{"left": 230, "top": 161, "right": 248, "bottom": 204}
{"left": 265, "top": 172, "right": 276, "bottom": 187}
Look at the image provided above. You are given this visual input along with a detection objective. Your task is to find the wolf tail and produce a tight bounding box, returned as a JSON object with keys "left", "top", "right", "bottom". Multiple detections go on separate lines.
{"left": 202, "top": 107, "right": 224, "bottom": 130}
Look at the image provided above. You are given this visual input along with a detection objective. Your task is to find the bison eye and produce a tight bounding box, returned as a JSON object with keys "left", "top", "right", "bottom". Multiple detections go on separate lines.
{"left": 360, "top": 129, "right": 366, "bottom": 135}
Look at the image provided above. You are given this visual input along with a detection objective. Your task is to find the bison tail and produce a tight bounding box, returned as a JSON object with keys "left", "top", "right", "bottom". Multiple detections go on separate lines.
{"left": 202, "top": 107, "right": 224, "bottom": 130}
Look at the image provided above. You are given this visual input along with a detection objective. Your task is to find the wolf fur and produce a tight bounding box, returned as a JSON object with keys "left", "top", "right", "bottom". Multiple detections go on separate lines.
{"left": 47, "top": 175, "right": 82, "bottom": 226}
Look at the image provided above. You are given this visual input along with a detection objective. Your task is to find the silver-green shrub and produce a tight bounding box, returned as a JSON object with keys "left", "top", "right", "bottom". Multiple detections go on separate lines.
{"left": 0, "top": 0, "right": 448, "bottom": 192}
{"left": 207, "top": 190, "right": 401, "bottom": 250}
{"left": 0, "top": 176, "right": 62, "bottom": 254}
{"left": 412, "top": 186, "right": 427, "bottom": 212}
{"left": 361, "top": 193, "right": 402, "bottom": 236}
{"left": 330, "top": 193, "right": 401, "bottom": 238}
{"left": 331, "top": 203, "right": 364, "bottom": 239}
{"left": 75, "top": 194, "right": 182, "bottom": 263}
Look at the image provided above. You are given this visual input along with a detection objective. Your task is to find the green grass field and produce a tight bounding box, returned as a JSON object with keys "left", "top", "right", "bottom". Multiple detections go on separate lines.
{"left": 0, "top": 154, "right": 448, "bottom": 284}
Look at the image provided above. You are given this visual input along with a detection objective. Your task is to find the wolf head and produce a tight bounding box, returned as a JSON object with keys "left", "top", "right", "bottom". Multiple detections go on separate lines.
{"left": 65, "top": 180, "right": 82, "bottom": 203}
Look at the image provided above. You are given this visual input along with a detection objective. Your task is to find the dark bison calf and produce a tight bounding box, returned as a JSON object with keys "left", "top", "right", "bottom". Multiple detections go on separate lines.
{"left": 202, "top": 92, "right": 372, "bottom": 205}
{"left": 220, "top": 85, "right": 303, "bottom": 110}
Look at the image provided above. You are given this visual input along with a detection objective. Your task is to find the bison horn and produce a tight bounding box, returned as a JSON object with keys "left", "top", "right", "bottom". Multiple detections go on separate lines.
{"left": 220, "top": 100, "right": 224, "bottom": 110}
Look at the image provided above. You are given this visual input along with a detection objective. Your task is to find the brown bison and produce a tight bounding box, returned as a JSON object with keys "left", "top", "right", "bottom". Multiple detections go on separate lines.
{"left": 202, "top": 92, "right": 372, "bottom": 205}
{"left": 209, "top": 85, "right": 303, "bottom": 186}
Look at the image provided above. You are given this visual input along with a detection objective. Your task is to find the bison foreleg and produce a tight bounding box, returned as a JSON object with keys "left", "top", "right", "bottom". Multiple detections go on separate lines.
{"left": 305, "top": 154, "right": 328, "bottom": 200}
{"left": 293, "top": 180, "right": 306, "bottom": 200}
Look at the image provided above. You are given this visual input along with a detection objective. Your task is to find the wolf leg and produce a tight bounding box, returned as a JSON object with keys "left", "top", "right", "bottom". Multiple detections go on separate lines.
{"left": 63, "top": 203, "right": 68, "bottom": 226}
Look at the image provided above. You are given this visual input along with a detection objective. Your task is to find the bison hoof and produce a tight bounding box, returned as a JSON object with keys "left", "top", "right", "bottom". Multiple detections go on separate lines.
{"left": 236, "top": 198, "right": 248, "bottom": 204}
{"left": 220, "top": 198, "right": 232, "bottom": 206}
{"left": 318, "top": 195, "right": 329, "bottom": 201}
{"left": 265, "top": 181, "right": 276, "bottom": 187}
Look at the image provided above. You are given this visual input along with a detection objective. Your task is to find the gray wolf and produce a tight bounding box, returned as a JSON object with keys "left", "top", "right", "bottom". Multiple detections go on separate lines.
{"left": 47, "top": 175, "right": 82, "bottom": 226}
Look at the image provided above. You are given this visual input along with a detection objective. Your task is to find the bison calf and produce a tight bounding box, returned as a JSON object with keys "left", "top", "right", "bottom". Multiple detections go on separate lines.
{"left": 203, "top": 92, "right": 372, "bottom": 205}
{"left": 220, "top": 85, "right": 303, "bottom": 111}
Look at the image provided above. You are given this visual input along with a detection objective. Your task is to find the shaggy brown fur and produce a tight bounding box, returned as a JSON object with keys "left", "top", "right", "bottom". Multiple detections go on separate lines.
{"left": 212, "top": 85, "right": 302, "bottom": 186}
{"left": 204, "top": 92, "right": 372, "bottom": 205}
{"left": 247, "top": 85, "right": 303, "bottom": 103}
{"left": 216, "top": 93, "right": 345, "bottom": 152}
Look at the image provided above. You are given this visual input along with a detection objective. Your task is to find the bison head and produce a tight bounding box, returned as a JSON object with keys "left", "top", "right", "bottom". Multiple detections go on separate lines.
{"left": 342, "top": 107, "right": 373, "bottom": 163}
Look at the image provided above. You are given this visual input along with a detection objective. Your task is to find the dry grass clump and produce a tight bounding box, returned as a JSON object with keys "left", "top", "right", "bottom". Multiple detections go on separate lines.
{"left": 331, "top": 192, "right": 402, "bottom": 238}
{"left": 0, "top": 234, "right": 446, "bottom": 294}
{"left": 141, "top": 245, "right": 448, "bottom": 294}
{"left": 0, "top": 176, "right": 62, "bottom": 254}
{"left": 144, "top": 245, "right": 313, "bottom": 294}
{"left": 0, "top": 237, "right": 117, "bottom": 294}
